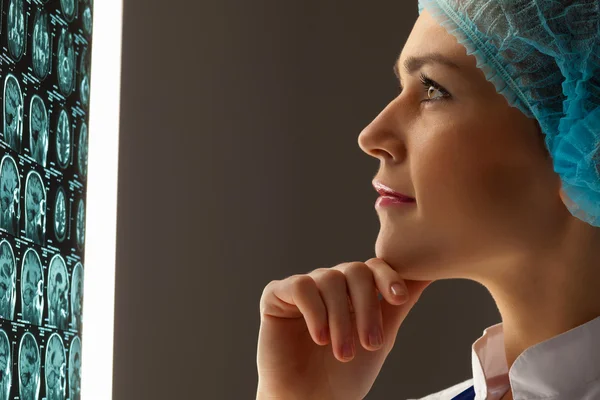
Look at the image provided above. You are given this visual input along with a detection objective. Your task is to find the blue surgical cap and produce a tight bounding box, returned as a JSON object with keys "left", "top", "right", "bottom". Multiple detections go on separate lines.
{"left": 418, "top": 0, "right": 600, "bottom": 227}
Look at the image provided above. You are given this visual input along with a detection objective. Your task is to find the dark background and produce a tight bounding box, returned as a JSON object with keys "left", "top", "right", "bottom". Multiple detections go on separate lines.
{"left": 112, "top": 1, "right": 501, "bottom": 399}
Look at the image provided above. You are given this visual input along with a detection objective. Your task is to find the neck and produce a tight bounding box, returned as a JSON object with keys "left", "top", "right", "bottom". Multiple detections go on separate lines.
{"left": 478, "top": 217, "right": 600, "bottom": 373}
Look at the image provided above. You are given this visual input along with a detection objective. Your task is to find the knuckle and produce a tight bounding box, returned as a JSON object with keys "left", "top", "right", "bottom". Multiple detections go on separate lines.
{"left": 343, "top": 262, "right": 372, "bottom": 280}
{"left": 306, "top": 268, "right": 327, "bottom": 275}
{"left": 260, "top": 279, "right": 279, "bottom": 298}
{"left": 260, "top": 298, "right": 285, "bottom": 317}
{"left": 317, "top": 269, "right": 346, "bottom": 288}
{"left": 290, "top": 275, "right": 315, "bottom": 295}
{"left": 308, "top": 267, "right": 328, "bottom": 275}
{"left": 259, "top": 280, "right": 281, "bottom": 315}
{"left": 364, "top": 258, "right": 388, "bottom": 273}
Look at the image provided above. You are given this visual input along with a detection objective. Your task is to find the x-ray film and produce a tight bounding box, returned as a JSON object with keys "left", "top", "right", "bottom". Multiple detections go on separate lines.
{"left": 0, "top": 0, "right": 93, "bottom": 397}
{"left": 56, "top": 28, "right": 75, "bottom": 97}
{"left": 78, "top": 47, "right": 90, "bottom": 109}
{"left": 0, "top": 155, "right": 19, "bottom": 236}
{"left": 7, "top": 0, "right": 25, "bottom": 62}
{"left": 3, "top": 74, "right": 23, "bottom": 153}
{"left": 59, "top": 0, "right": 76, "bottom": 23}
{"left": 77, "top": 122, "right": 86, "bottom": 180}
{"left": 68, "top": 335, "right": 80, "bottom": 400}
{"left": 70, "top": 262, "right": 82, "bottom": 331}
{"left": 45, "top": 333, "right": 66, "bottom": 400}
{"left": 47, "top": 254, "right": 68, "bottom": 330}
{"left": 0, "top": 241, "right": 15, "bottom": 321}
{"left": 55, "top": 108, "right": 71, "bottom": 170}
{"left": 29, "top": 95, "right": 48, "bottom": 167}
{"left": 24, "top": 171, "right": 45, "bottom": 245}
{"left": 18, "top": 332, "right": 40, "bottom": 400}
{"left": 0, "top": 329, "right": 11, "bottom": 399}
{"left": 53, "top": 186, "right": 66, "bottom": 242}
{"left": 32, "top": 8, "right": 51, "bottom": 81}
{"left": 75, "top": 199, "right": 83, "bottom": 250}
{"left": 81, "top": 5, "right": 91, "bottom": 36}
{"left": 20, "top": 249, "right": 43, "bottom": 326}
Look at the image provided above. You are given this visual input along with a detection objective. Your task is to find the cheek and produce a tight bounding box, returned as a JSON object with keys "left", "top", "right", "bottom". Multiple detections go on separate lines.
{"left": 414, "top": 122, "right": 552, "bottom": 244}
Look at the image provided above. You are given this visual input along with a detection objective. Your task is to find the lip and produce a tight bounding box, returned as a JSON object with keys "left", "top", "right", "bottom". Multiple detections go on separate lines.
{"left": 372, "top": 180, "right": 415, "bottom": 201}
{"left": 375, "top": 195, "right": 415, "bottom": 209}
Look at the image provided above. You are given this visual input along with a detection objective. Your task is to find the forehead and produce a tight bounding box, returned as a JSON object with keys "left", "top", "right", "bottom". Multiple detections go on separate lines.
{"left": 397, "top": 9, "right": 473, "bottom": 73}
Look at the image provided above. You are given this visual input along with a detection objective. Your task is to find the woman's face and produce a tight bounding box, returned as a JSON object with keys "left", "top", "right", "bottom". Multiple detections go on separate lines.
{"left": 358, "top": 9, "right": 570, "bottom": 281}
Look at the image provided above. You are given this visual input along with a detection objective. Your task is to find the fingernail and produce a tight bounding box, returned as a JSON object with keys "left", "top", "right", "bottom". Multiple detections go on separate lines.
{"left": 391, "top": 283, "right": 407, "bottom": 302}
{"left": 369, "top": 327, "right": 382, "bottom": 348}
{"left": 342, "top": 340, "right": 354, "bottom": 359}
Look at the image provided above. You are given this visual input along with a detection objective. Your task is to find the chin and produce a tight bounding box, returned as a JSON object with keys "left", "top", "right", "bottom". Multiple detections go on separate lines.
{"left": 374, "top": 230, "right": 451, "bottom": 281}
{"left": 375, "top": 233, "right": 420, "bottom": 272}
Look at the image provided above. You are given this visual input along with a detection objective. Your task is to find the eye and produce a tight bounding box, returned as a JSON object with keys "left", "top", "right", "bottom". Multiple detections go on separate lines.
{"left": 419, "top": 72, "right": 450, "bottom": 102}
{"left": 397, "top": 72, "right": 451, "bottom": 103}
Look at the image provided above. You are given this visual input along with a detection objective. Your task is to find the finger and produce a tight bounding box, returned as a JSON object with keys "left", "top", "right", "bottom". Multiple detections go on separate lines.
{"left": 364, "top": 258, "right": 434, "bottom": 341}
{"left": 260, "top": 276, "right": 329, "bottom": 346}
{"left": 337, "top": 262, "right": 383, "bottom": 352}
{"left": 363, "top": 258, "right": 410, "bottom": 306}
{"left": 309, "top": 268, "right": 355, "bottom": 362}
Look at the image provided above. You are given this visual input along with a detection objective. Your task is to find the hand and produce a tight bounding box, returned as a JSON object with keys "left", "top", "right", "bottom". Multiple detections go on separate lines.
{"left": 256, "top": 257, "right": 433, "bottom": 400}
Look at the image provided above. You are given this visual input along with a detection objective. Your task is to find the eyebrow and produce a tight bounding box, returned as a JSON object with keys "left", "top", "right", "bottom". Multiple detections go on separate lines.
{"left": 393, "top": 52, "right": 461, "bottom": 82}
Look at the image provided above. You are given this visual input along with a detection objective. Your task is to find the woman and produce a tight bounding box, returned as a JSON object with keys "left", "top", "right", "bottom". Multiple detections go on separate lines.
{"left": 256, "top": 1, "right": 600, "bottom": 399}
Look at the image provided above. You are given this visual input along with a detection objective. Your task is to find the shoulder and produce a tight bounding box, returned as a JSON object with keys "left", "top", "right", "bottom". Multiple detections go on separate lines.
{"left": 406, "top": 378, "right": 474, "bottom": 400}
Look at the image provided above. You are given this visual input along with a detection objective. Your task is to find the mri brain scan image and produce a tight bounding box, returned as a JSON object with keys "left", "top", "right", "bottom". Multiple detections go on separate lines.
{"left": 82, "top": 6, "right": 92, "bottom": 36}
{"left": 54, "top": 187, "right": 67, "bottom": 242}
{"left": 60, "top": 0, "right": 75, "bottom": 22}
{"left": 77, "top": 122, "right": 88, "bottom": 179}
{"left": 56, "top": 109, "right": 71, "bottom": 169}
{"left": 0, "top": 0, "right": 91, "bottom": 394}
{"left": 7, "top": 0, "right": 25, "bottom": 61}
{"left": 79, "top": 47, "right": 90, "bottom": 108}
{"left": 45, "top": 333, "right": 66, "bottom": 400}
{"left": 68, "top": 336, "right": 81, "bottom": 400}
{"left": 25, "top": 171, "right": 46, "bottom": 245}
{"left": 76, "top": 199, "right": 85, "bottom": 250}
{"left": 21, "top": 248, "right": 44, "bottom": 325}
{"left": 29, "top": 95, "right": 49, "bottom": 167}
{"left": 18, "top": 332, "right": 40, "bottom": 400}
{"left": 0, "top": 155, "right": 20, "bottom": 235}
{"left": 0, "top": 240, "right": 16, "bottom": 320}
{"left": 0, "top": 330, "right": 11, "bottom": 400}
{"left": 32, "top": 8, "right": 51, "bottom": 80}
{"left": 71, "top": 262, "right": 83, "bottom": 330}
{"left": 3, "top": 74, "right": 24, "bottom": 152}
{"left": 57, "top": 28, "right": 75, "bottom": 96}
{"left": 48, "top": 254, "right": 68, "bottom": 329}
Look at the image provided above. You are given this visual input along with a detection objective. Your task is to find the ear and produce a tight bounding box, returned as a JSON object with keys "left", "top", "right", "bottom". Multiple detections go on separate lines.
{"left": 559, "top": 185, "right": 568, "bottom": 205}
{"left": 559, "top": 183, "right": 591, "bottom": 222}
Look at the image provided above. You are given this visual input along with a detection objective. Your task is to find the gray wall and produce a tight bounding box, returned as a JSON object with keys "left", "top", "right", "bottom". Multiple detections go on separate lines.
{"left": 112, "top": 1, "right": 501, "bottom": 399}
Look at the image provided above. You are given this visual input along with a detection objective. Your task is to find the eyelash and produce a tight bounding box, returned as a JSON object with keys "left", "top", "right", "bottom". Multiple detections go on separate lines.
{"left": 398, "top": 72, "right": 451, "bottom": 103}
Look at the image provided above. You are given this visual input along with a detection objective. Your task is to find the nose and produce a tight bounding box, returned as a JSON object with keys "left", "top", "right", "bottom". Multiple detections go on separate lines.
{"left": 357, "top": 98, "right": 406, "bottom": 163}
